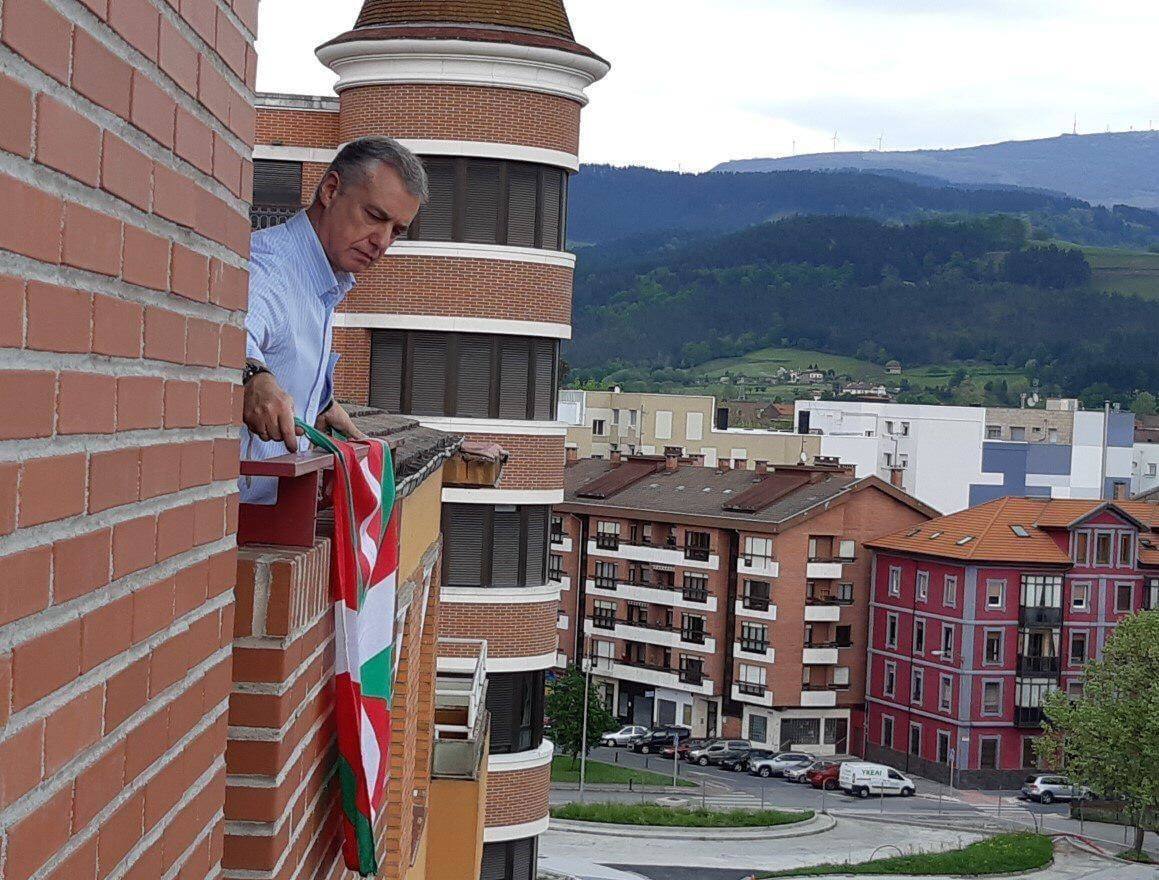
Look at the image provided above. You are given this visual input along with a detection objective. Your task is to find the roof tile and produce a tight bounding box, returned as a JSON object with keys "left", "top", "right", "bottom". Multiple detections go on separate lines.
{"left": 355, "top": 0, "right": 574, "bottom": 39}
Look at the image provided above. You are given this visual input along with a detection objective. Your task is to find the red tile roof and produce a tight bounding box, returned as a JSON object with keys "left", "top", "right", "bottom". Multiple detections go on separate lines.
{"left": 355, "top": 0, "right": 574, "bottom": 38}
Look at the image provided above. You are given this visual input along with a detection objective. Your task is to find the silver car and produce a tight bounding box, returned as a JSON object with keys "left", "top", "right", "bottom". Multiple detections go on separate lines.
{"left": 1020, "top": 774, "right": 1090, "bottom": 804}
{"left": 601, "top": 725, "right": 647, "bottom": 747}
{"left": 749, "top": 751, "right": 815, "bottom": 778}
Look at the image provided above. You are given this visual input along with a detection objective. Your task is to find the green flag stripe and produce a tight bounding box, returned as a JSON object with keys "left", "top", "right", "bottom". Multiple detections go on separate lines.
{"left": 360, "top": 646, "right": 393, "bottom": 701}
{"left": 337, "top": 753, "right": 379, "bottom": 874}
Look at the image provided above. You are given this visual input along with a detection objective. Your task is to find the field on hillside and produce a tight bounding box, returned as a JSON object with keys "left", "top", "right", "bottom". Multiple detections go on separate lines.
{"left": 1080, "top": 245, "right": 1159, "bottom": 300}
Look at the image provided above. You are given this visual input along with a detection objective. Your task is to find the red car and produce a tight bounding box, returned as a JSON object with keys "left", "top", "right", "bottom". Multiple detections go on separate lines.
{"left": 808, "top": 761, "right": 841, "bottom": 790}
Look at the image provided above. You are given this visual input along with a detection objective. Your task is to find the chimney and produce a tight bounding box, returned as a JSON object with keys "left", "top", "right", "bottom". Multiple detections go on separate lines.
{"left": 610, "top": 449, "right": 622, "bottom": 466}
{"left": 755, "top": 460, "right": 768, "bottom": 476}
{"left": 691, "top": 453, "right": 705, "bottom": 467}
{"left": 565, "top": 446, "right": 578, "bottom": 465}
{"left": 1113, "top": 482, "right": 1127, "bottom": 500}
{"left": 718, "top": 458, "right": 730, "bottom": 472}
{"left": 734, "top": 458, "right": 747, "bottom": 471}
{"left": 889, "top": 467, "right": 904, "bottom": 488}
{"left": 664, "top": 452, "right": 679, "bottom": 472}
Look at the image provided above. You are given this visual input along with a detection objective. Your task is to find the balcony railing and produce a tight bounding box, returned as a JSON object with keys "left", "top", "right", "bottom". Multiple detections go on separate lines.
{"left": 1020, "top": 606, "right": 1062, "bottom": 627}
{"left": 591, "top": 614, "right": 616, "bottom": 630}
{"left": 679, "top": 667, "right": 704, "bottom": 685}
{"left": 804, "top": 640, "right": 838, "bottom": 649}
{"left": 1017, "top": 655, "right": 1061, "bottom": 676}
{"left": 550, "top": 532, "right": 564, "bottom": 545}
{"left": 1014, "top": 706, "right": 1045, "bottom": 728}
{"left": 684, "top": 546, "right": 711, "bottom": 562}
{"left": 737, "top": 681, "right": 765, "bottom": 696}
{"left": 805, "top": 595, "right": 852, "bottom": 606}
{"left": 593, "top": 577, "right": 617, "bottom": 591}
{"left": 742, "top": 595, "right": 771, "bottom": 611}
{"left": 801, "top": 682, "right": 841, "bottom": 692}
{"left": 739, "top": 639, "right": 769, "bottom": 654}
{"left": 682, "top": 585, "right": 709, "bottom": 603}
{"left": 250, "top": 205, "right": 297, "bottom": 230}
{"left": 595, "top": 534, "right": 620, "bottom": 550}
{"left": 680, "top": 628, "right": 706, "bottom": 645}
{"left": 434, "top": 638, "right": 489, "bottom": 779}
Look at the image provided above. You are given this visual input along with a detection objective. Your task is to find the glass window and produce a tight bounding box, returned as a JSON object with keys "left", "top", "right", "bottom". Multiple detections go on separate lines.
{"left": 680, "top": 614, "right": 706, "bottom": 644}
{"left": 916, "top": 570, "right": 929, "bottom": 601}
{"left": 780, "top": 717, "right": 821, "bottom": 746}
{"left": 884, "top": 661, "right": 897, "bottom": 697}
{"left": 1095, "top": 533, "right": 1112, "bottom": 566}
{"left": 838, "top": 539, "right": 856, "bottom": 560}
{"left": 911, "top": 668, "right": 924, "bottom": 703}
{"left": 592, "top": 600, "right": 616, "bottom": 629}
{"left": 939, "top": 676, "right": 953, "bottom": 711}
{"left": 1073, "top": 531, "right": 1089, "bottom": 563}
{"left": 913, "top": 619, "right": 926, "bottom": 653}
{"left": 1070, "top": 631, "right": 1087, "bottom": 663}
{"left": 986, "top": 580, "right": 1005, "bottom": 609}
{"left": 748, "top": 713, "right": 768, "bottom": 742}
{"left": 885, "top": 612, "right": 899, "bottom": 648}
{"left": 881, "top": 715, "right": 895, "bottom": 748}
{"left": 740, "top": 622, "right": 768, "bottom": 651}
{"left": 1020, "top": 575, "right": 1062, "bottom": 607}
{"left": 442, "top": 504, "right": 549, "bottom": 588}
{"left": 833, "top": 666, "right": 850, "bottom": 686}
{"left": 548, "top": 553, "right": 563, "bottom": 581}
{"left": 1115, "top": 583, "right": 1132, "bottom": 612}
{"left": 888, "top": 567, "right": 901, "bottom": 596}
{"left": 835, "top": 625, "right": 852, "bottom": 648}
{"left": 984, "top": 630, "right": 1003, "bottom": 664}
{"left": 683, "top": 573, "right": 709, "bottom": 602}
{"left": 485, "top": 671, "right": 545, "bottom": 755}
{"left": 743, "top": 535, "right": 773, "bottom": 560}
{"left": 593, "top": 561, "right": 617, "bottom": 590}
{"left": 909, "top": 724, "right": 921, "bottom": 755}
{"left": 981, "top": 681, "right": 1001, "bottom": 714}
{"left": 1071, "top": 582, "right": 1090, "bottom": 611}
{"left": 941, "top": 624, "right": 954, "bottom": 657}
{"left": 595, "top": 521, "right": 620, "bottom": 550}
{"left": 1118, "top": 533, "right": 1134, "bottom": 567}
{"left": 943, "top": 575, "right": 957, "bottom": 607}
{"left": 836, "top": 582, "right": 854, "bottom": 603}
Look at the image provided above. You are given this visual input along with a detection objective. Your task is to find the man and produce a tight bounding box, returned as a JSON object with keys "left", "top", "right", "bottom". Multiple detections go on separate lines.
{"left": 241, "top": 137, "right": 427, "bottom": 503}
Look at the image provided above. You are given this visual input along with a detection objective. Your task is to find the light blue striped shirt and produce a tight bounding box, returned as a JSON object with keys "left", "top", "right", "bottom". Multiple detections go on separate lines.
{"left": 240, "top": 211, "right": 356, "bottom": 504}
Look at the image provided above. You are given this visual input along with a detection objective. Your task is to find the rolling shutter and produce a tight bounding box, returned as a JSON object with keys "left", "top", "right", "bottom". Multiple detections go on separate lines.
{"left": 523, "top": 507, "right": 548, "bottom": 586}
{"left": 511, "top": 838, "right": 536, "bottom": 880}
{"left": 505, "top": 164, "right": 538, "bottom": 248}
{"left": 454, "top": 336, "right": 492, "bottom": 418}
{"left": 490, "top": 508, "right": 521, "bottom": 587}
{"left": 367, "top": 331, "right": 404, "bottom": 413}
{"left": 532, "top": 338, "right": 556, "bottom": 420}
{"left": 540, "top": 169, "right": 563, "bottom": 250}
{"left": 464, "top": 160, "right": 501, "bottom": 244}
{"left": 485, "top": 674, "right": 516, "bottom": 754}
{"left": 409, "top": 333, "right": 447, "bottom": 416}
{"left": 253, "top": 160, "right": 303, "bottom": 207}
{"left": 442, "top": 504, "right": 485, "bottom": 587}
{"left": 498, "top": 338, "right": 530, "bottom": 419}
{"left": 419, "top": 158, "right": 455, "bottom": 241}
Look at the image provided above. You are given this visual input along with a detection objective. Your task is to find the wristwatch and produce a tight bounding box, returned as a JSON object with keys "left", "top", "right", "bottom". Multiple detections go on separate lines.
{"left": 242, "top": 360, "right": 272, "bottom": 385}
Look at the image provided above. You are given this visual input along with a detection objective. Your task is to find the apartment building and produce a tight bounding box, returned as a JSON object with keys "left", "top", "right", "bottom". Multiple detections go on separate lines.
{"left": 796, "top": 399, "right": 1136, "bottom": 513}
{"left": 1132, "top": 421, "right": 1159, "bottom": 497}
{"left": 559, "top": 389, "right": 821, "bottom": 467}
{"left": 553, "top": 454, "right": 935, "bottom": 755}
{"left": 252, "top": 3, "right": 607, "bottom": 875}
{"left": 864, "top": 497, "right": 1159, "bottom": 789}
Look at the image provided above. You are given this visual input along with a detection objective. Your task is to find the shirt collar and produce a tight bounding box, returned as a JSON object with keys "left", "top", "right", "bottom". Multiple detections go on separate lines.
{"left": 285, "top": 210, "right": 357, "bottom": 306}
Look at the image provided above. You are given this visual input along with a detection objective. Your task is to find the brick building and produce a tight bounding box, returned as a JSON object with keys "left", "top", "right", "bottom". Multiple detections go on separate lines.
{"left": 553, "top": 454, "right": 934, "bottom": 755}
{"left": 863, "top": 497, "right": 1159, "bottom": 789}
{"left": 251, "top": 2, "right": 608, "bottom": 875}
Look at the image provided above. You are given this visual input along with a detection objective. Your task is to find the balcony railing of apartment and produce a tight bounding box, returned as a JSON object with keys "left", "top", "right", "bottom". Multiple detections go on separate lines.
{"left": 595, "top": 534, "right": 620, "bottom": 551}
{"left": 684, "top": 546, "right": 711, "bottom": 562}
{"left": 679, "top": 667, "right": 704, "bottom": 685}
{"left": 597, "top": 577, "right": 711, "bottom": 604}
{"left": 682, "top": 585, "right": 709, "bottom": 603}
{"left": 740, "top": 553, "right": 776, "bottom": 567}
{"left": 804, "top": 595, "right": 853, "bottom": 607}
{"left": 807, "top": 554, "right": 855, "bottom": 563}
{"left": 550, "top": 530, "right": 564, "bottom": 544}
{"left": 739, "top": 639, "right": 770, "bottom": 654}
{"left": 1020, "top": 606, "right": 1063, "bottom": 627}
{"left": 680, "top": 628, "right": 706, "bottom": 645}
{"left": 592, "top": 613, "right": 616, "bottom": 630}
{"left": 593, "top": 576, "right": 617, "bottom": 591}
{"left": 433, "top": 638, "right": 489, "bottom": 779}
{"left": 1017, "top": 655, "right": 1061, "bottom": 676}
{"left": 804, "top": 639, "right": 838, "bottom": 649}
{"left": 1014, "top": 706, "right": 1045, "bottom": 728}
{"left": 742, "top": 595, "right": 771, "bottom": 611}
{"left": 737, "top": 681, "right": 766, "bottom": 696}
{"left": 801, "top": 682, "right": 842, "bottom": 692}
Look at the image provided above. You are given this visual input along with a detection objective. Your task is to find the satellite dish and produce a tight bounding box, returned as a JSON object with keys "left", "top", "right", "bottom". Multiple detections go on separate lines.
{"left": 800, "top": 450, "right": 809, "bottom": 464}
{"left": 1027, "top": 393, "right": 1040, "bottom": 408}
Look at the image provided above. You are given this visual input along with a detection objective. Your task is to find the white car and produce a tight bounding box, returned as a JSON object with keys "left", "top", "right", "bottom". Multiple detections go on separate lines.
{"left": 748, "top": 752, "right": 815, "bottom": 778}
{"left": 839, "top": 761, "right": 915, "bottom": 798}
{"left": 601, "top": 725, "right": 647, "bottom": 747}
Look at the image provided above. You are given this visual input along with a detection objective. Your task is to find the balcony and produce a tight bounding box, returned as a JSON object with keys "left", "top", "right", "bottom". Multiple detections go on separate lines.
{"left": 548, "top": 574, "right": 571, "bottom": 591}
{"left": 1014, "top": 706, "right": 1045, "bottom": 728}
{"left": 800, "top": 687, "right": 838, "bottom": 707}
{"left": 802, "top": 646, "right": 839, "bottom": 665}
{"left": 1020, "top": 606, "right": 1062, "bottom": 627}
{"left": 806, "top": 561, "right": 844, "bottom": 580}
{"left": 582, "top": 618, "right": 717, "bottom": 654}
{"left": 738, "top": 555, "right": 779, "bottom": 578}
{"left": 550, "top": 534, "right": 573, "bottom": 553}
{"left": 804, "top": 604, "right": 841, "bottom": 622}
{"left": 588, "top": 578, "right": 719, "bottom": 612}
{"left": 587, "top": 539, "right": 719, "bottom": 571}
{"left": 557, "top": 614, "right": 569, "bottom": 631}
{"left": 599, "top": 659, "right": 715, "bottom": 695}
{"left": 684, "top": 545, "right": 710, "bottom": 562}
{"left": 731, "top": 682, "right": 774, "bottom": 707}
{"left": 734, "top": 598, "right": 777, "bottom": 621}
{"left": 1017, "top": 655, "right": 1060, "bottom": 676}
{"left": 433, "top": 639, "right": 489, "bottom": 779}
{"left": 734, "top": 640, "right": 775, "bottom": 662}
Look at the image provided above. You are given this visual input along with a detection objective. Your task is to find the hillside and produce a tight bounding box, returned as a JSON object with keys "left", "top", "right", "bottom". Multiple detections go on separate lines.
{"left": 712, "top": 131, "right": 1159, "bottom": 210}
{"left": 1080, "top": 245, "right": 1159, "bottom": 301}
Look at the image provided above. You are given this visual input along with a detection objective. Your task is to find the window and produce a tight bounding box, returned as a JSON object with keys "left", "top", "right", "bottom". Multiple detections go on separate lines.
{"left": 1147, "top": 578, "right": 1159, "bottom": 611}
{"left": 911, "top": 668, "right": 924, "bottom": 703}
{"left": 943, "top": 575, "right": 958, "bottom": 607}
{"left": 1069, "top": 631, "right": 1087, "bottom": 664}
{"left": 980, "top": 738, "right": 1000, "bottom": 770}
{"left": 626, "top": 602, "right": 648, "bottom": 626}
{"left": 1066, "top": 680, "right": 1084, "bottom": 698}
{"left": 550, "top": 515, "right": 564, "bottom": 543}
{"left": 1073, "top": 531, "right": 1089, "bottom": 564}
{"left": 1095, "top": 533, "right": 1113, "bottom": 566}
{"left": 1021, "top": 574, "right": 1063, "bottom": 608}
{"left": 741, "top": 579, "right": 770, "bottom": 610}
{"left": 909, "top": 723, "right": 921, "bottom": 756}
{"left": 1114, "top": 582, "right": 1132, "bottom": 613}
{"left": 684, "top": 530, "right": 711, "bottom": 561}
{"left": 939, "top": 676, "right": 953, "bottom": 712}
{"left": 748, "top": 713, "right": 768, "bottom": 742}
{"left": 682, "top": 573, "right": 709, "bottom": 603}
{"left": 1047, "top": 428, "right": 1059, "bottom": 444}
{"left": 592, "top": 600, "right": 616, "bottom": 630}
{"left": 1071, "top": 582, "right": 1090, "bottom": 611}
{"left": 986, "top": 580, "right": 1005, "bottom": 609}
{"left": 884, "top": 661, "right": 897, "bottom": 697}
{"left": 835, "top": 625, "right": 852, "bottom": 648}
{"left": 986, "top": 425, "right": 1001, "bottom": 439}
{"left": 1010, "top": 426, "right": 1026, "bottom": 441}
{"left": 548, "top": 553, "right": 563, "bottom": 581}
{"left": 1118, "top": 533, "right": 1134, "bottom": 567}
{"left": 781, "top": 717, "right": 821, "bottom": 746}
{"left": 368, "top": 330, "right": 558, "bottom": 420}
{"left": 835, "top": 582, "right": 854, "bottom": 603}
{"left": 592, "top": 419, "right": 606, "bottom": 436}
{"left": 936, "top": 730, "right": 950, "bottom": 763}
{"left": 888, "top": 567, "right": 901, "bottom": 597}
{"left": 737, "top": 663, "right": 766, "bottom": 695}
{"left": 481, "top": 837, "right": 538, "bottom": 880}
{"left": 941, "top": 624, "right": 954, "bottom": 658}
{"left": 838, "top": 540, "right": 856, "bottom": 560}
{"left": 250, "top": 159, "right": 303, "bottom": 228}
{"left": 881, "top": 715, "right": 895, "bottom": 749}
{"left": 916, "top": 570, "right": 929, "bottom": 601}
{"left": 486, "top": 670, "right": 545, "bottom": 755}
{"left": 913, "top": 619, "right": 926, "bottom": 653}
{"left": 833, "top": 666, "right": 850, "bottom": 687}
{"left": 984, "top": 629, "right": 1003, "bottom": 664}
{"left": 593, "top": 561, "right": 617, "bottom": 590}
{"left": 740, "top": 622, "right": 768, "bottom": 652}
{"left": 595, "top": 521, "right": 620, "bottom": 550}
{"left": 1021, "top": 737, "right": 1039, "bottom": 769}
{"left": 442, "top": 504, "right": 549, "bottom": 588}
{"left": 742, "top": 535, "right": 773, "bottom": 562}
{"left": 885, "top": 612, "right": 899, "bottom": 649}
{"left": 678, "top": 655, "right": 703, "bottom": 685}
{"left": 680, "top": 614, "right": 706, "bottom": 644}
{"left": 982, "top": 681, "right": 1002, "bottom": 715}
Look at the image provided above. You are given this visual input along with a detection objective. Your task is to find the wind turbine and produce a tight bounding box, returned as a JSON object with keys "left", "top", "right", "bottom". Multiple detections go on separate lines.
{"left": 831, "top": 131, "right": 839, "bottom": 152}
{"left": 1072, "top": 113, "right": 1077, "bottom": 135}
{"left": 876, "top": 132, "right": 884, "bottom": 151}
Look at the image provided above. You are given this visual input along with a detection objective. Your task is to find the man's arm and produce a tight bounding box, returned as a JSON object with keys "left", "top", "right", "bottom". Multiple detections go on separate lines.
{"left": 242, "top": 262, "right": 302, "bottom": 452}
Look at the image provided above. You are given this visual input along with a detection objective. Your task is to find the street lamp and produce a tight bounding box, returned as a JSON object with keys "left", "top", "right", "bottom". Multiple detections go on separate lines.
{"left": 578, "top": 638, "right": 596, "bottom": 802}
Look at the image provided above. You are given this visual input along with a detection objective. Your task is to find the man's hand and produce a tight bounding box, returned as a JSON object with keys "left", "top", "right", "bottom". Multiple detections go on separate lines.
{"left": 243, "top": 371, "right": 303, "bottom": 452}
{"left": 315, "top": 402, "right": 367, "bottom": 440}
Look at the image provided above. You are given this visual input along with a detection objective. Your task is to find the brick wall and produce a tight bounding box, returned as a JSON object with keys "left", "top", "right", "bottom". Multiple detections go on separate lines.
{"left": 332, "top": 327, "right": 371, "bottom": 404}
{"left": 256, "top": 108, "right": 340, "bottom": 148}
{"left": 463, "top": 432, "right": 564, "bottom": 492}
{"left": 338, "top": 84, "right": 581, "bottom": 154}
{"left": 483, "top": 762, "right": 550, "bottom": 828}
{"left": 0, "top": 1, "right": 255, "bottom": 878}
{"left": 439, "top": 601, "right": 558, "bottom": 658}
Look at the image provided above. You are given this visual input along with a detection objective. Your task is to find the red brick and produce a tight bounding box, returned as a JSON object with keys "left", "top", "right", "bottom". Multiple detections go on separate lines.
{"left": 174, "top": 559, "right": 209, "bottom": 615}
{"left": 6, "top": 784, "right": 72, "bottom": 880}
{"left": 112, "top": 515, "right": 156, "bottom": 578}
{"left": 159, "top": 18, "right": 198, "bottom": 96}
{"left": 144, "top": 307, "right": 186, "bottom": 363}
{"left": 212, "top": 437, "right": 241, "bottom": 481}
{"left": 187, "top": 320, "right": 219, "bottom": 368}
{"left": 0, "top": 545, "right": 51, "bottom": 625}
{"left": 93, "top": 294, "right": 144, "bottom": 357}
{"left": 0, "top": 652, "right": 10, "bottom": 728}
{"left": 178, "top": 440, "right": 214, "bottom": 490}
{"left": 192, "top": 497, "right": 225, "bottom": 546}
{"left": 214, "top": 7, "right": 247, "bottom": 78}
{"left": 78, "top": 0, "right": 108, "bottom": 16}
{"left": 12, "top": 619, "right": 81, "bottom": 710}
{"left": 209, "top": 259, "right": 247, "bottom": 310}
{"left": 0, "top": 176, "right": 64, "bottom": 263}
{"left": 89, "top": 448, "right": 140, "bottom": 514}
{"left": 0, "top": 719, "right": 43, "bottom": 809}
{"left": 0, "top": 371, "right": 55, "bottom": 440}
{"left": 175, "top": 106, "right": 214, "bottom": 174}
{"left": 213, "top": 133, "right": 243, "bottom": 196}
{"left": 124, "top": 838, "right": 163, "bottom": 880}
{"left": 103, "top": 657, "right": 149, "bottom": 732}
{"left": 197, "top": 56, "right": 231, "bottom": 124}
{"left": 153, "top": 162, "right": 197, "bottom": 227}
{"left": 52, "top": 527, "right": 112, "bottom": 603}
{"left": 130, "top": 70, "right": 175, "bottom": 148}
{"left": 1, "top": 0, "right": 72, "bottom": 84}
{"left": 180, "top": 0, "right": 216, "bottom": 44}
{"left": 164, "top": 380, "right": 198, "bottom": 427}
{"left": 171, "top": 244, "right": 210, "bottom": 302}
{"left": 198, "top": 381, "right": 233, "bottom": 426}
{"left": 97, "top": 792, "right": 145, "bottom": 880}
{"left": 139, "top": 442, "right": 182, "bottom": 500}
{"left": 132, "top": 577, "right": 174, "bottom": 642}
{"left": 0, "top": 74, "right": 34, "bottom": 157}
{"left": 44, "top": 685, "right": 104, "bottom": 775}
{"left": 57, "top": 371, "right": 117, "bottom": 434}
{"left": 109, "top": 0, "right": 159, "bottom": 61}
{"left": 157, "top": 504, "right": 195, "bottom": 560}
{"left": 72, "top": 27, "right": 133, "bottom": 116}
{"left": 18, "top": 453, "right": 87, "bottom": 527}
{"left": 27, "top": 281, "right": 91, "bottom": 353}
{"left": 45, "top": 837, "right": 97, "bottom": 880}
{"left": 123, "top": 707, "right": 168, "bottom": 778}
{"left": 35, "top": 94, "right": 102, "bottom": 185}
{"left": 0, "top": 275, "right": 23, "bottom": 347}
{"left": 81, "top": 593, "right": 133, "bottom": 672}
{"left": 73, "top": 741, "right": 126, "bottom": 830}
{"left": 63, "top": 203, "right": 123, "bottom": 276}
{"left": 148, "top": 632, "right": 189, "bottom": 697}
{"left": 0, "top": 462, "right": 17, "bottom": 536}
{"left": 227, "top": 84, "right": 255, "bottom": 145}
{"left": 233, "top": 0, "right": 259, "bottom": 35}
{"left": 219, "top": 323, "right": 245, "bottom": 368}
{"left": 116, "top": 376, "right": 164, "bottom": 431}
{"left": 101, "top": 132, "right": 153, "bottom": 211}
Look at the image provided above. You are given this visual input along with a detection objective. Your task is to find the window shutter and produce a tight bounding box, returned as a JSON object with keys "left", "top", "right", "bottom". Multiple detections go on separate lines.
{"left": 491, "top": 508, "right": 521, "bottom": 587}
{"left": 498, "top": 338, "right": 531, "bottom": 419}
{"left": 506, "top": 164, "right": 538, "bottom": 248}
{"left": 455, "top": 335, "right": 492, "bottom": 418}
{"left": 485, "top": 674, "right": 516, "bottom": 754}
{"left": 368, "top": 331, "right": 404, "bottom": 413}
{"left": 540, "top": 170, "right": 562, "bottom": 250}
{"left": 532, "top": 338, "right": 556, "bottom": 420}
{"left": 464, "top": 160, "right": 501, "bottom": 243}
{"left": 442, "top": 505, "right": 485, "bottom": 587}
{"left": 479, "top": 842, "right": 507, "bottom": 880}
{"left": 409, "top": 333, "right": 447, "bottom": 416}
{"left": 419, "top": 158, "right": 454, "bottom": 241}
{"left": 511, "top": 838, "right": 535, "bottom": 880}
{"left": 253, "top": 160, "right": 303, "bottom": 207}
{"left": 523, "top": 507, "right": 548, "bottom": 586}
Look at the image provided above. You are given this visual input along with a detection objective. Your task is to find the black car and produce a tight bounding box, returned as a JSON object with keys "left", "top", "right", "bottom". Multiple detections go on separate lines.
{"left": 630, "top": 725, "right": 692, "bottom": 754}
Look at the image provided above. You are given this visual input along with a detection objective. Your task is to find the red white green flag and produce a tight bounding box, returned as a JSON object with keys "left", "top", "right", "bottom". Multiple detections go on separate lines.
{"left": 299, "top": 421, "right": 398, "bottom": 876}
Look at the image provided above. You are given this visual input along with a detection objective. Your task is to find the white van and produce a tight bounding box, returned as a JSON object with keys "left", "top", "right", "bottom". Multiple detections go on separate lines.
{"left": 838, "top": 762, "right": 916, "bottom": 798}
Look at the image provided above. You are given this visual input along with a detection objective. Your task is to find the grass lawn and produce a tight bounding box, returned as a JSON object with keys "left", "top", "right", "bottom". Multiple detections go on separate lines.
{"left": 756, "top": 832, "right": 1052, "bottom": 877}
{"left": 551, "top": 801, "right": 813, "bottom": 827}
{"left": 1119, "top": 850, "right": 1155, "bottom": 864}
{"left": 550, "top": 756, "right": 696, "bottom": 788}
{"left": 1057, "top": 244, "right": 1159, "bottom": 301}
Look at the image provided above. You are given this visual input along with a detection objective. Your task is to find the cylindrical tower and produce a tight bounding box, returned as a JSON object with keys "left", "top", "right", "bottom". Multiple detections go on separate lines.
{"left": 317, "top": 4, "right": 607, "bottom": 874}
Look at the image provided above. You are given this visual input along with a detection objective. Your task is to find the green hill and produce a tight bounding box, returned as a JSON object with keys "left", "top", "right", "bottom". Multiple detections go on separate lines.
{"left": 1081, "top": 246, "right": 1159, "bottom": 301}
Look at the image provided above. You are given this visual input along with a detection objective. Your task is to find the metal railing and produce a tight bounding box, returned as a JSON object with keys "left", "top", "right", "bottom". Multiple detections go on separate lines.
{"left": 1014, "top": 706, "right": 1045, "bottom": 728}
{"left": 742, "top": 595, "right": 771, "bottom": 611}
{"left": 1017, "top": 655, "right": 1061, "bottom": 676}
{"left": 434, "top": 638, "right": 489, "bottom": 779}
{"left": 737, "top": 681, "right": 765, "bottom": 696}
{"left": 250, "top": 205, "right": 297, "bottom": 230}
{"left": 1020, "top": 606, "right": 1062, "bottom": 627}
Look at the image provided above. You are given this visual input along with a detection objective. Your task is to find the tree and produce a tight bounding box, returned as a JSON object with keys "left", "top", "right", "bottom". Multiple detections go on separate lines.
{"left": 545, "top": 666, "right": 617, "bottom": 764}
{"left": 1132, "top": 390, "right": 1157, "bottom": 417}
{"left": 1036, "top": 611, "right": 1159, "bottom": 857}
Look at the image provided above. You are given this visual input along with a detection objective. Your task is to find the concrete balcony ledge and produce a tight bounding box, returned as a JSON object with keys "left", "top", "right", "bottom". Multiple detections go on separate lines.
{"left": 804, "top": 604, "right": 841, "bottom": 622}
{"left": 588, "top": 579, "right": 719, "bottom": 613}
{"left": 802, "top": 647, "right": 839, "bottom": 665}
{"left": 731, "top": 683, "right": 774, "bottom": 707}
{"left": 434, "top": 638, "right": 489, "bottom": 780}
{"left": 733, "top": 641, "right": 776, "bottom": 663}
{"left": 733, "top": 599, "right": 777, "bottom": 621}
{"left": 806, "top": 561, "right": 844, "bottom": 579}
{"left": 800, "top": 689, "right": 838, "bottom": 707}
{"left": 549, "top": 574, "right": 572, "bottom": 591}
{"left": 737, "top": 556, "right": 779, "bottom": 578}
{"left": 583, "top": 620, "right": 716, "bottom": 654}
{"left": 550, "top": 535, "right": 574, "bottom": 553}
{"left": 595, "top": 660, "right": 715, "bottom": 696}
{"left": 587, "top": 539, "right": 720, "bottom": 571}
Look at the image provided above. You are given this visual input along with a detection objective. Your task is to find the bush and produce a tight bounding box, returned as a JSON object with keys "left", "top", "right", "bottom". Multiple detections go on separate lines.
{"left": 550, "top": 801, "right": 812, "bottom": 828}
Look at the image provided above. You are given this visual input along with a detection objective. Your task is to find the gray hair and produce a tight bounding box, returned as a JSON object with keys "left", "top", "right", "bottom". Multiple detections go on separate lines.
{"left": 317, "top": 136, "right": 429, "bottom": 203}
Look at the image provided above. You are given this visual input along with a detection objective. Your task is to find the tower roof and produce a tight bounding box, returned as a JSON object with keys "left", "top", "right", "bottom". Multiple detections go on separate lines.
{"left": 354, "top": 0, "right": 574, "bottom": 39}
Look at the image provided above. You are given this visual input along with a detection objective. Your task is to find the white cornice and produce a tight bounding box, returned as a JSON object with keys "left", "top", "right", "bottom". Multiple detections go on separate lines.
{"left": 315, "top": 39, "right": 609, "bottom": 105}
{"left": 482, "top": 815, "right": 550, "bottom": 842}
{"left": 439, "top": 650, "right": 559, "bottom": 673}
{"left": 333, "top": 312, "right": 572, "bottom": 341}
{"left": 441, "top": 488, "right": 563, "bottom": 505}
{"left": 487, "top": 740, "right": 554, "bottom": 773}
{"left": 440, "top": 582, "right": 562, "bottom": 605}
{"left": 253, "top": 139, "right": 580, "bottom": 171}
{"left": 387, "top": 239, "right": 576, "bottom": 267}
{"left": 417, "top": 416, "right": 568, "bottom": 436}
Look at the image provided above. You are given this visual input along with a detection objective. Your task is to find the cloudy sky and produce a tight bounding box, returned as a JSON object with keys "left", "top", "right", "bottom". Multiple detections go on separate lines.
{"left": 257, "top": 0, "right": 1159, "bottom": 172}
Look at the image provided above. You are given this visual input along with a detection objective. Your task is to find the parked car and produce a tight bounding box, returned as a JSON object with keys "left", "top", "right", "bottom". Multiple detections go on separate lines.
{"left": 743, "top": 748, "right": 775, "bottom": 771}
{"left": 839, "top": 762, "right": 915, "bottom": 798}
{"left": 807, "top": 761, "right": 842, "bottom": 790}
{"left": 685, "top": 739, "right": 752, "bottom": 769}
{"left": 748, "top": 751, "right": 815, "bottom": 778}
{"left": 660, "top": 737, "right": 710, "bottom": 759}
{"left": 601, "top": 725, "right": 647, "bottom": 748}
{"left": 631, "top": 725, "right": 692, "bottom": 754}
{"left": 786, "top": 760, "right": 835, "bottom": 783}
{"left": 1020, "top": 774, "right": 1090, "bottom": 804}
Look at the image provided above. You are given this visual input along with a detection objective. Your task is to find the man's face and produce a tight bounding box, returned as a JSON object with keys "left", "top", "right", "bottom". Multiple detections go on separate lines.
{"left": 313, "top": 161, "right": 421, "bottom": 274}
